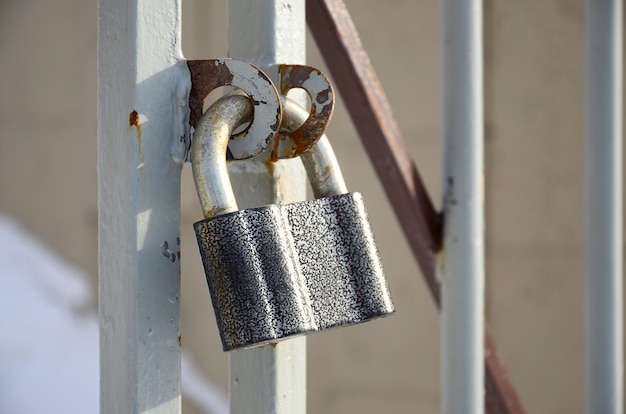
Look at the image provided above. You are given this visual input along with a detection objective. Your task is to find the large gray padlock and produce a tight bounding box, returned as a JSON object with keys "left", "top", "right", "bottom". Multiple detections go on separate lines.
{"left": 192, "top": 94, "right": 394, "bottom": 351}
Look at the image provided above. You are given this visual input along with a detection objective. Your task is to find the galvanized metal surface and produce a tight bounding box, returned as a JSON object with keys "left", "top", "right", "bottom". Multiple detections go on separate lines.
{"left": 584, "top": 0, "right": 623, "bottom": 412}
{"left": 187, "top": 59, "right": 282, "bottom": 160}
{"left": 306, "top": 1, "right": 524, "bottom": 413}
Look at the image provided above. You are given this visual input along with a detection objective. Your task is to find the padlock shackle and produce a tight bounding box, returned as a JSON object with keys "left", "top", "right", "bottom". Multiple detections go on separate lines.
{"left": 193, "top": 95, "right": 347, "bottom": 217}
{"left": 282, "top": 98, "right": 349, "bottom": 198}
{"left": 192, "top": 95, "right": 253, "bottom": 218}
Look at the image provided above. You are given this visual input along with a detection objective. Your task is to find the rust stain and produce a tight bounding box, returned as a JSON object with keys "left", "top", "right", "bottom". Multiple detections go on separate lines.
{"left": 279, "top": 64, "right": 314, "bottom": 92}
{"left": 268, "top": 134, "right": 281, "bottom": 163}
{"left": 203, "top": 205, "right": 235, "bottom": 219}
{"left": 291, "top": 130, "right": 310, "bottom": 154}
{"left": 178, "top": 335, "right": 182, "bottom": 347}
{"left": 129, "top": 110, "right": 139, "bottom": 127}
{"left": 129, "top": 110, "right": 144, "bottom": 169}
{"left": 276, "top": 65, "right": 335, "bottom": 158}
{"left": 187, "top": 60, "right": 235, "bottom": 128}
{"left": 278, "top": 64, "right": 290, "bottom": 93}
{"left": 316, "top": 87, "right": 331, "bottom": 104}
{"left": 322, "top": 162, "right": 334, "bottom": 179}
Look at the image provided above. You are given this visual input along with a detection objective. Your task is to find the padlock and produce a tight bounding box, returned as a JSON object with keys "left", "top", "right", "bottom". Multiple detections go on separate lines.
{"left": 192, "top": 94, "right": 394, "bottom": 352}
{"left": 279, "top": 98, "right": 394, "bottom": 332}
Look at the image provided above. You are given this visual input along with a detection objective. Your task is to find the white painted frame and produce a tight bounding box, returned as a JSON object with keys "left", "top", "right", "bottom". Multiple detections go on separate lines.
{"left": 98, "top": 0, "right": 189, "bottom": 412}
{"left": 227, "top": 1, "right": 308, "bottom": 413}
{"left": 99, "top": 0, "right": 308, "bottom": 412}
{"left": 439, "top": 0, "right": 485, "bottom": 413}
{"left": 584, "top": 0, "right": 623, "bottom": 413}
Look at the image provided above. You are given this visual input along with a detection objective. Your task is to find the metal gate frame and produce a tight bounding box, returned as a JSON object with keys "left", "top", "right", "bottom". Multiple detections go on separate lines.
{"left": 97, "top": 0, "right": 622, "bottom": 413}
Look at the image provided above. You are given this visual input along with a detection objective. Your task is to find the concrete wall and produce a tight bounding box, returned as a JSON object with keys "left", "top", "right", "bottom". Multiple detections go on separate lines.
{"left": 0, "top": 0, "right": 624, "bottom": 413}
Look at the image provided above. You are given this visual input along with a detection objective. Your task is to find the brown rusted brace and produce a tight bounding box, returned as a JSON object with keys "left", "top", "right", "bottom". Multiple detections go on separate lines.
{"left": 307, "top": 1, "right": 525, "bottom": 413}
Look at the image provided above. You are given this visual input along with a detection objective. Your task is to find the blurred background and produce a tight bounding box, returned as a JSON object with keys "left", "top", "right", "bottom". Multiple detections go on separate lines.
{"left": 1, "top": 0, "right": 625, "bottom": 413}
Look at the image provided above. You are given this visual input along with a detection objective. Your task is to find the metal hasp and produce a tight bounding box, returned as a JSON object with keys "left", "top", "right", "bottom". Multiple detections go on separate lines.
{"left": 584, "top": 0, "right": 623, "bottom": 413}
{"left": 187, "top": 61, "right": 335, "bottom": 162}
{"left": 187, "top": 58, "right": 282, "bottom": 160}
{"left": 271, "top": 64, "right": 335, "bottom": 160}
{"left": 192, "top": 95, "right": 394, "bottom": 351}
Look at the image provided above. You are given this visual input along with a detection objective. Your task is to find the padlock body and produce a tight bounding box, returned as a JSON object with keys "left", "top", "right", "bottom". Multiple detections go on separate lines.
{"left": 194, "top": 205, "right": 317, "bottom": 351}
{"left": 194, "top": 192, "right": 394, "bottom": 351}
{"left": 285, "top": 192, "right": 394, "bottom": 330}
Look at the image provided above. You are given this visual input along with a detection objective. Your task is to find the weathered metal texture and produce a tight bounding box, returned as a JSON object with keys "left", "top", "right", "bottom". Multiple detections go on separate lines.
{"left": 306, "top": 1, "right": 525, "bottom": 413}
{"left": 269, "top": 64, "right": 335, "bottom": 160}
{"left": 187, "top": 59, "right": 282, "bottom": 160}
{"left": 192, "top": 95, "right": 393, "bottom": 352}
{"left": 283, "top": 99, "right": 348, "bottom": 198}
{"left": 191, "top": 95, "right": 253, "bottom": 218}
{"left": 195, "top": 192, "right": 394, "bottom": 352}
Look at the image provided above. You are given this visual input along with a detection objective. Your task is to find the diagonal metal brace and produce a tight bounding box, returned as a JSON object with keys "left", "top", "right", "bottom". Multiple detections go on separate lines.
{"left": 306, "top": 1, "right": 525, "bottom": 413}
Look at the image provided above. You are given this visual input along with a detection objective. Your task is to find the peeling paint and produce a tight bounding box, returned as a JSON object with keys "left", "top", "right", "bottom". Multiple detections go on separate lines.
{"left": 272, "top": 65, "right": 335, "bottom": 159}
{"left": 187, "top": 59, "right": 282, "bottom": 160}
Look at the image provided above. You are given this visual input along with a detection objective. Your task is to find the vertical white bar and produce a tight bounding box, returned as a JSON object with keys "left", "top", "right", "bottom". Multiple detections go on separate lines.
{"left": 98, "top": 0, "right": 189, "bottom": 412}
{"left": 585, "top": 0, "right": 623, "bottom": 413}
{"left": 439, "top": 0, "right": 485, "bottom": 413}
{"left": 227, "top": 1, "right": 307, "bottom": 413}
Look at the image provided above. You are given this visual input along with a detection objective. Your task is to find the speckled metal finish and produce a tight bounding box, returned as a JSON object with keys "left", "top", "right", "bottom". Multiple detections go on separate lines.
{"left": 194, "top": 192, "right": 394, "bottom": 351}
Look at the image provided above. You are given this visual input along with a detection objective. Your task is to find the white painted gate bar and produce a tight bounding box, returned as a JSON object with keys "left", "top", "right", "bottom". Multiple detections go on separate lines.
{"left": 227, "top": 1, "right": 308, "bottom": 413}
{"left": 584, "top": 0, "right": 623, "bottom": 413}
{"left": 98, "top": 0, "right": 188, "bottom": 412}
{"left": 440, "top": 0, "right": 485, "bottom": 413}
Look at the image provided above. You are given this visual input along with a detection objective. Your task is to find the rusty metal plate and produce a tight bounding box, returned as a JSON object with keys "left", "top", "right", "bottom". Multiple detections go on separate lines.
{"left": 188, "top": 59, "right": 282, "bottom": 160}
{"left": 268, "top": 64, "right": 335, "bottom": 160}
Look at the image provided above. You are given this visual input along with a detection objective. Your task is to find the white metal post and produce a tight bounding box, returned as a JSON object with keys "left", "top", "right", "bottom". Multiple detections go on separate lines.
{"left": 439, "top": 0, "right": 485, "bottom": 413}
{"left": 227, "top": 1, "right": 308, "bottom": 413}
{"left": 98, "top": 0, "right": 189, "bottom": 412}
{"left": 584, "top": 0, "right": 623, "bottom": 413}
